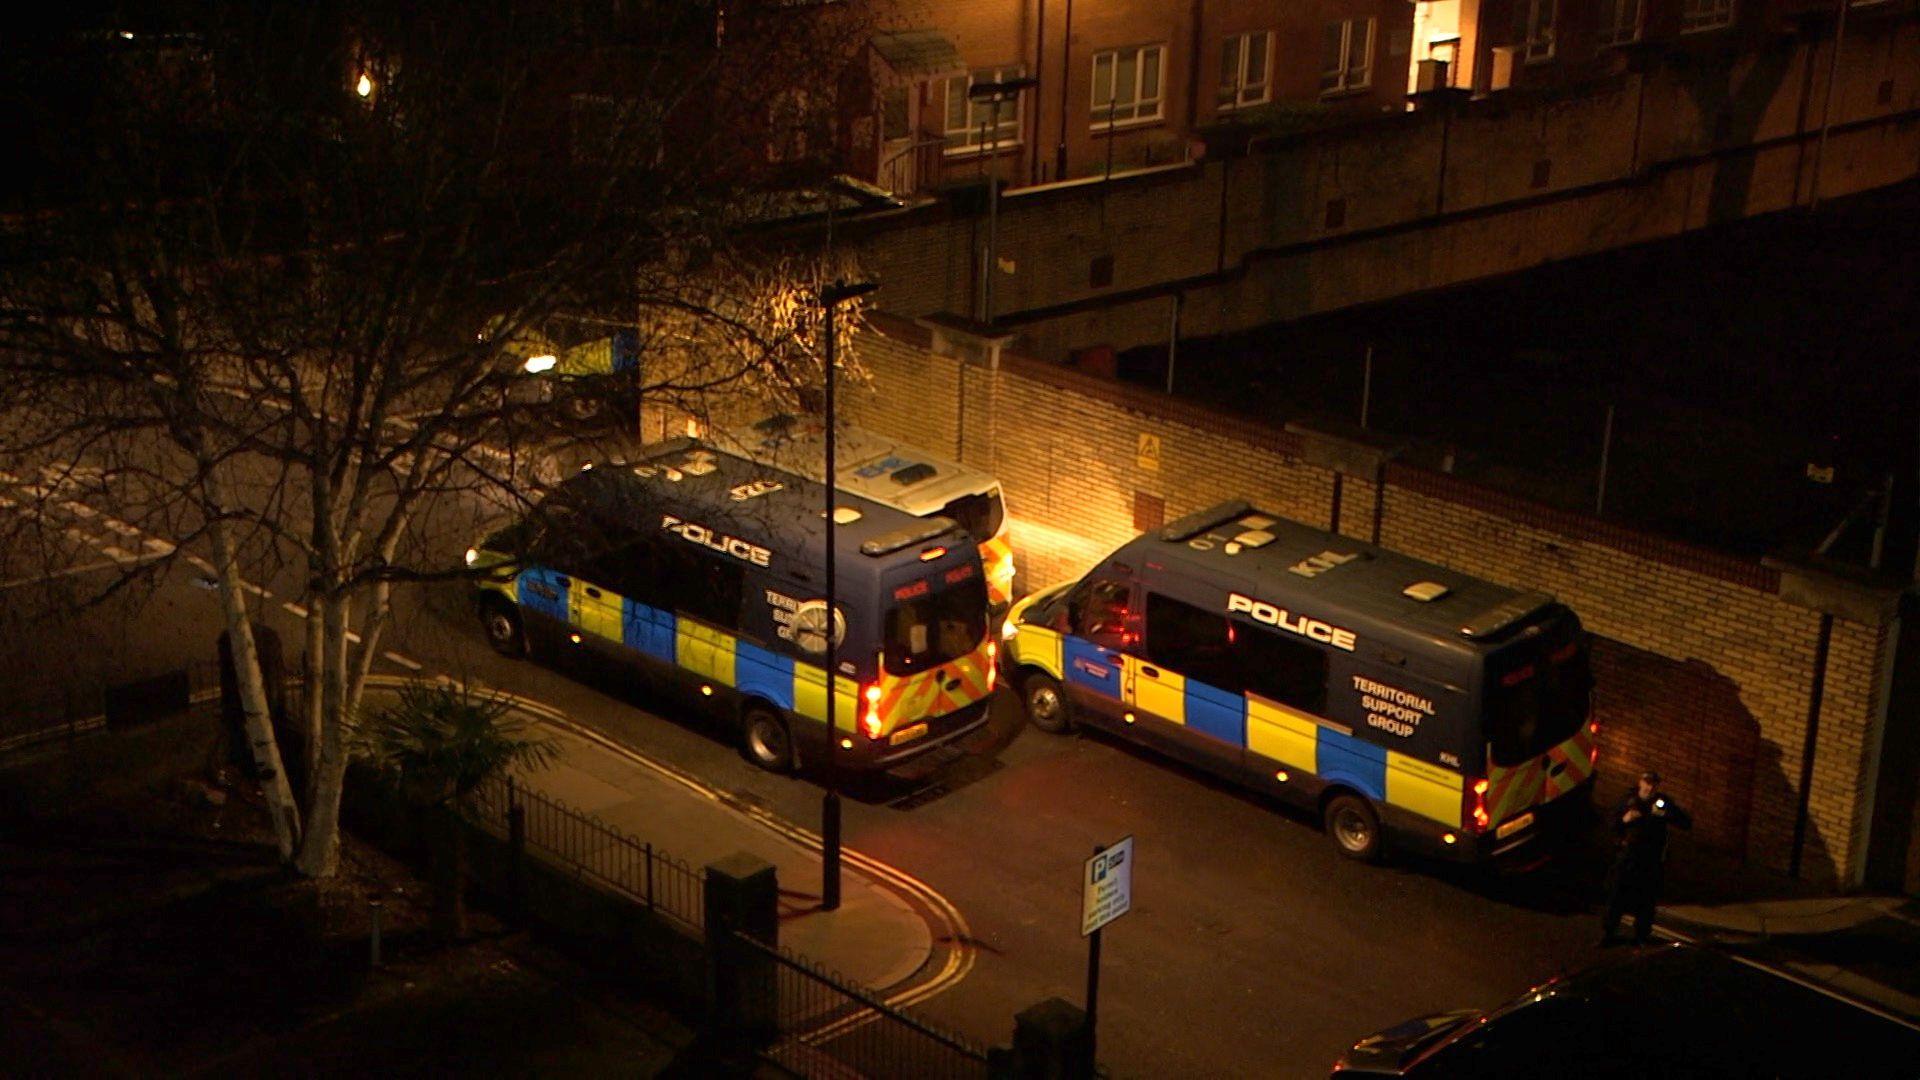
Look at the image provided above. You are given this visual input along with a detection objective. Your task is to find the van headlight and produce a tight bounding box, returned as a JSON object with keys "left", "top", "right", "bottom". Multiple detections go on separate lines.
{"left": 465, "top": 547, "right": 479, "bottom": 567}
{"left": 1000, "top": 618, "right": 1018, "bottom": 641}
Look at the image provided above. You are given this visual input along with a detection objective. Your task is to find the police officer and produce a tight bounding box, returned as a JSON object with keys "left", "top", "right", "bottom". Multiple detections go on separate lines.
{"left": 1602, "top": 770, "right": 1692, "bottom": 945}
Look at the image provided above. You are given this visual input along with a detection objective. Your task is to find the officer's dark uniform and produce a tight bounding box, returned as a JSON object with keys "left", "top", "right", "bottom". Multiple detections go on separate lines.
{"left": 1603, "top": 786, "right": 1692, "bottom": 944}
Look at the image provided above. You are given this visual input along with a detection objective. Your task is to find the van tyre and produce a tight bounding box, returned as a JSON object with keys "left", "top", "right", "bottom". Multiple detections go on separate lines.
{"left": 741, "top": 705, "right": 794, "bottom": 773}
{"left": 1022, "top": 674, "right": 1074, "bottom": 734}
{"left": 480, "top": 597, "right": 527, "bottom": 658}
{"left": 1325, "top": 794, "right": 1382, "bottom": 862}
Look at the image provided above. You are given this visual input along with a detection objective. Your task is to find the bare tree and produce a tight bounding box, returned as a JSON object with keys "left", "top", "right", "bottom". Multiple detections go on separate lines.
{"left": 0, "top": 1, "right": 874, "bottom": 875}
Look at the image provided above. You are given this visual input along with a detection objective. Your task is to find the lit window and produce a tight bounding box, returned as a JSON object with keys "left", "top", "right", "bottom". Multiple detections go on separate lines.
{"left": 1680, "top": 0, "right": 1734, "bottom": 32}
{"left": 1320, "top": 19, "right": 1374, "bottom": 96}
{"left": 1091, "top": 45, "right": 1165, "bottom": 127}
{"left": 1217, "top": 31, "right": 1272, "bottom": 111}
{"left": 1522, "top": 0, "right": 1557, "bottom": 62}
{"left": 1600, "top": 0, "right": 1643, "bottom": 45}
{"left": 944, "top": 65, "right": 1025, "bottom": 153}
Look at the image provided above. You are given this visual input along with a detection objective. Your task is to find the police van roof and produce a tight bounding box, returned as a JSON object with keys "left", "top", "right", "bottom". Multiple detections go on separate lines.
{"left": 559, "top": 438, "right": 966, "bottom": 573}
{"left": 1127, "top": 500, "right": 1557, "bottom": 653}
{"left": 726, "top": 415, "right": 997, "bottom": 519}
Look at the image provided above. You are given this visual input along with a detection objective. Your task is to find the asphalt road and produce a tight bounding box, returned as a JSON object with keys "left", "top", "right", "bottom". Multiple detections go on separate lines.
{"left": 0, "top": 453, "right": 1606, "bottom": 1078}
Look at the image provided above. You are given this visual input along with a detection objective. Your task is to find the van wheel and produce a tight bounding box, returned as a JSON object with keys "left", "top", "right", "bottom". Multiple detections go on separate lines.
{"left": 1325, "top": 794, "right": 1382, "bottom": 862}
{"left": 741, "top": 705, "right": 794, "bottom": 773}
{"left": 479, "top": 598, "right": 526, "bottom": 658}
{"left": 1023, "top": 674, "right": 1073, "bottom": 734}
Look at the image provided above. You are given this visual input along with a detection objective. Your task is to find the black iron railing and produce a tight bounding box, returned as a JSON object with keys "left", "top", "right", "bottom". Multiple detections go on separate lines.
{"left": 736, "top": 932, "right": 990, "bottom": 1080}
{"left": 463, "top": 771, "right": 704, "bottom": 932}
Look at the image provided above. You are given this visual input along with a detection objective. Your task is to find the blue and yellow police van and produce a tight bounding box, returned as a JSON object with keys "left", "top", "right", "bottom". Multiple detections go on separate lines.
{"left": 469, "top": 438, "right": 997, "bottom": 772}
{"left": 1000, "top": 500, "right": 1596, "bottom": 862}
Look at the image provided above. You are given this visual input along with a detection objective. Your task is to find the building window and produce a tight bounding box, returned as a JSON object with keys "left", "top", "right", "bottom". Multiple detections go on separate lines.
{"left": 1600, "top": 0, "right": 1643, "bottom": 45}
{"left": 944, "top": 65, "right": 1025, "bottom": 153}
{"left": 1091, "top": 44, "right": 1165, "bottom": 127}
{"left": 1319, "top": 19, "right": 1374, "bottom": 96}
{"left": 1680, "top": 0, "right": 1734, "bottom": 32}
{"left": 1217, "top": 31, "right": 1272, "bottom": 111}
{"left": 1522, "top": 0, "right": 1557, "bottom": 62}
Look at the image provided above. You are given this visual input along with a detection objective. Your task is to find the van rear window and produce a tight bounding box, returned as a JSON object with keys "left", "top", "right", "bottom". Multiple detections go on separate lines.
{"left": 1485, "top": 618, "right": 1590, "bottom": 767}
{"left": 937, "top": 490, "right": 1005, "bottom": 542}
{"left": 884, "top": 570, "right": 988, "bottom": 676}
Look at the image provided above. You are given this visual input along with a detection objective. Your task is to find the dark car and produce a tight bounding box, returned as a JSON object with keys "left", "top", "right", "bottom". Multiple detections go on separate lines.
{"left": 1333, "top": 942, "right": 1920, "bottom": 1078}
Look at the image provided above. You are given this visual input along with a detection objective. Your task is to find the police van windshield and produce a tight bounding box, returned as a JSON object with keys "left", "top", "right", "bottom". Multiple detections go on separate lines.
{"left": 1485, "top": 617, "right": 1590, "bottom": 767}
{"left": 937, "top": 489, "right": 1005, "bottom": 542}
{"left": 884, "top": 564, "right": 988, "bottom": 676}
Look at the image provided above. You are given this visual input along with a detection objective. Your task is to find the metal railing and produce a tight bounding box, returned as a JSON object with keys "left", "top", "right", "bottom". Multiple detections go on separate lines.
{"left": 463, "top": 771, "right": 704, "bottom": 932}
{"left": 737, "top": 932, "right": 990, "bottom": 1080}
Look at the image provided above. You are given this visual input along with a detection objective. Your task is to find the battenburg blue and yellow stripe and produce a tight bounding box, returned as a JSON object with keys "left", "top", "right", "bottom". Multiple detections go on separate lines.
{"left": 1009, "top": 616, "right": 1465, "bottom": 828}
{"left": 497, "top": 564, "right": 862, "bottom": 734}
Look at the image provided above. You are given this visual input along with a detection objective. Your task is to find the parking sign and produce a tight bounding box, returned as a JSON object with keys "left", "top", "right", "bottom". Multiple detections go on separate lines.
{"left": 1081, "top": 836, "right": 1134, "bottom": 936}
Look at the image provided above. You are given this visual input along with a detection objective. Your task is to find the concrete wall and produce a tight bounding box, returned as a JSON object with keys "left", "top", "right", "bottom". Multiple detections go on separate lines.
{"left": 837, "top": 17, "right": 1920, "bottom": 361}
{"left": 841, "top": 313, "right": 1902, "bottom": 886}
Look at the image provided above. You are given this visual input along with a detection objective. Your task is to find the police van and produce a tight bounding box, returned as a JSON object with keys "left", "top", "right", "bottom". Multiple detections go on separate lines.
{"left": 1000, "top": 500, "right": 1596, "bottom": 862}
{"left": 470, "top": 438, "right": 997, "bottom": 772}
{"left": 728, "top": 415, "right": 1018, "bottom": 615}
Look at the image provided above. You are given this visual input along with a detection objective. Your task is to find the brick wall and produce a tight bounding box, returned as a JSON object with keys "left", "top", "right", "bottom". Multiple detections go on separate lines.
{"left": 846, "top": 312, "right": 1901, "bottom": 885}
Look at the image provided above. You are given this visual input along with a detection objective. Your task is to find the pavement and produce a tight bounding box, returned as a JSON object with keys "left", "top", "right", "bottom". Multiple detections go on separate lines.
{"left": 1655, "top": 840, "right": 1920, "bottom": 1030}
{"left": 364, "top": 679, "right": 939, "bottom": 994}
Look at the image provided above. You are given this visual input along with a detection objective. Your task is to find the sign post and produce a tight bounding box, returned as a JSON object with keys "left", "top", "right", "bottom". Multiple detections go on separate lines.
{"left": 1081, "top": 835, "right": 1134, "bottom": 1075}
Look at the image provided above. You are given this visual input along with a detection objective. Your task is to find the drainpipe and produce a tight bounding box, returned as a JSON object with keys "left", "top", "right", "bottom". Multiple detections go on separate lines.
{"left": 1789, "top": 613, "right": 1835, "bottom": 880}
{"left": 1185, "top": 0, "right": 1205, "bottom": 133}
{"left": 1032, "top": 0, "right": 1046, "bottom": 184}
{"left": 1809, "top": 0, "right": 1851, "bottom": 211}
{"left": 1056, "top": 0, "right": 1074, "bottom": 180}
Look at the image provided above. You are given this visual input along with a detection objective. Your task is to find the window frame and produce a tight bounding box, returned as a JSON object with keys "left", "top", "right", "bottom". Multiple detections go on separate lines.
{"left": 1679, "top": 0, "right": 1734, "bottom": 33}
{"left": 1597, "top": 0, "right": 1643, "bottom": 45}
{"left": 1217, "top": 30, "right": 1274, "bottom": 112}
{"left": 1522, "top": 0, "right": 1558, "bottom": 63}
{"left": 1319, "top": 18, "right": 1376, "bottom": 98}
{"left": 943, "top": 64, "right": 1026, "bottom": 155}
{"left": 1090, "top": 43, "right": 1167, "bottom": 130}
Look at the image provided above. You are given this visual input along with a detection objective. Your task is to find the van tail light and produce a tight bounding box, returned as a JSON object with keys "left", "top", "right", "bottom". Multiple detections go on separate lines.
{"left": 861, "top": 684, "right": 884, "bottom": 739}
{"left": 985, "top": 641, "right": 997, "bottom": 690}
{"left": 1465, "top": 778, "right": 1491, "bottom": 833}
{"left": 1588, "top": 720, "right": 1601, "bottom": 766}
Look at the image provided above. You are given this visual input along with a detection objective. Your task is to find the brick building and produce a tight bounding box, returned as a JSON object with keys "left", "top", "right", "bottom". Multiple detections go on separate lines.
{"left": 847, "top": 0, "right": 1416, "bottom": 196}
{"left": 1426, "top": 0, "right": 1915, "bottom": 96}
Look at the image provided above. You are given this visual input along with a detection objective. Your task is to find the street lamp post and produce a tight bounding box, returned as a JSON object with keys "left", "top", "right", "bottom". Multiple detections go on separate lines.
{"left": 818, "top": 277, "right": 876, "bottom": 912}
{"left": 968, "top": 76, "right": 1037, "bottom": 325}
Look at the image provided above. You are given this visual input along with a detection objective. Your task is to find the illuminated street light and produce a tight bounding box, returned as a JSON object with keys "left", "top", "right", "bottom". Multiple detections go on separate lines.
{"left": 356, "top": 72, "right": 375, "bottom": 98}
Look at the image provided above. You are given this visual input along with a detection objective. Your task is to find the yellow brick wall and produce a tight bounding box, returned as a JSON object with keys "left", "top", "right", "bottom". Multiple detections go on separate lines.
{"left": 848, "top": 313, "right": 1900, "bottom": 884}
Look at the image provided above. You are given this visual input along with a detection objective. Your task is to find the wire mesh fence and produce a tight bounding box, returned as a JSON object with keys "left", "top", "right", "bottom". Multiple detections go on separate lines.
{"left": 463, "top": 771, "right": 704, "bottom": 931}
{"left": 736, "top": 932, "right": 991, "bottom": 1080}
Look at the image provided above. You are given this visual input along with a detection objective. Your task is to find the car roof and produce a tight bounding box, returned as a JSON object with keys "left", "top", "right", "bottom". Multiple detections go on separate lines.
{"left": 1415, "top": 943, "right": 1920, "bottom": 1076}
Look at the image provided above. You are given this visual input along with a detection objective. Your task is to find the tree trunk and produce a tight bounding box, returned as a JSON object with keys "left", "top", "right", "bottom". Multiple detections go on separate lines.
{"left": 204, "top": 502, "right": 301, "bottom": 862}
{"left": 302, "top": 589, "right": 325, "bottom": 814}
{"left": 294, "top": 593, "right": 352, "bottom": 878}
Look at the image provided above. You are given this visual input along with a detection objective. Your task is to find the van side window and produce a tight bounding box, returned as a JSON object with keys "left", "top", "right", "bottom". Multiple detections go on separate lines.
{"left": 655, "top": 541, "right": 745, "bottom": 626}
{"left": 1069, "top": 579, "right": 1131, "bottom": 644}
{"left": 1144, "top": 593, "right": 1240, "bottom": 690}
{"left": 1239, "top": 620, "right": 1329, "bottom": 715}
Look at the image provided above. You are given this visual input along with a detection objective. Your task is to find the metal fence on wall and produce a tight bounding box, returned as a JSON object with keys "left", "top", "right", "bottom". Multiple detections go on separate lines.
{"left": 463, "top": 771, "right": 705, "bottom": 932}
{"left": 736, "top": 932, "right": 991, "bottom": 1080}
